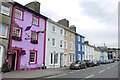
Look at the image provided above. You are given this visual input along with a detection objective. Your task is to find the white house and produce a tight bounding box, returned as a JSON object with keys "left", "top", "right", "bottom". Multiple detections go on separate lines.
{"left": 84, "top": 41, "right": 95, "bottom": 61}
{"left": 45, "top": 18, "right": 65, "bottom": 68}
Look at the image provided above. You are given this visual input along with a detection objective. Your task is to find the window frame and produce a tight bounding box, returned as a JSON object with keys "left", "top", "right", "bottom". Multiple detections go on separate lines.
{"left": 64, "top": 31, "right": 67, "bottom": 37}
{"left": 64, "top": 40, "right": 67, "bottom": 49}
{"left": 52, "top": 25, "right": 56, "bottom": 32}
{"left": 52, "top": 38, "right": 56, "bottom": 47}
{"left": 78, "top": 44, "right": 81, "bottom": 51}
{"left": 70, "top": 42, "right": 73, "bottom": 50}
{"left": 32, "top": 15, "right": 39, "bottom": 27}
{"left": 1, "top": 4, "right": 10, "bottom": 16}
{"left": 14, "top": 7, "right": 24, "bottom": 21}
{"left": 78, "top": 36, "right": 80, "bottom": 41}
{"left": 60, "top": 29, "right": 63, "bottom": 35}
{"left": 31, "top": 31, "right": 38, "bottom": 41}
{"left": 29, "top": 50, "right": 37, "bottom": 64}
{"left": 12, "top": 25, "right": 23, "bottom": 40}
{"left": 54, "top": 54, "right": 58, "bottom": 64}
{"left": 60, "top": 40, "right": 63, "bottom": 48}
{"left": 0, "top": 23, "right": 8, "bottom": 38}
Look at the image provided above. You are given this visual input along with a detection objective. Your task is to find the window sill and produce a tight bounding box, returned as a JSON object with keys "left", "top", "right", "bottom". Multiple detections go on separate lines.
{"left": 12, "top": 36, "right": 22, "bottom": 41}
{"left": 49, "top": 64, "right": 59, "bottom": 66}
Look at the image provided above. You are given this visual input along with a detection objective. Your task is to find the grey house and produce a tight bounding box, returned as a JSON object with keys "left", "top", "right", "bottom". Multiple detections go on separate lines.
{"left": 0, "top": 1, "right": 13, "bottom": 71}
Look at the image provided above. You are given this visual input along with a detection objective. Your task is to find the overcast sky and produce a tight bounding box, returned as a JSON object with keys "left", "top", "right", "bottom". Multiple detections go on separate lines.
{"left": 13, "top": 0, "right": 119, "bottom": 48}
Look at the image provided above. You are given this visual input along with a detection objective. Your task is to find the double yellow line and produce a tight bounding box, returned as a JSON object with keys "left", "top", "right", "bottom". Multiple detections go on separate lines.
{"left": 46, "top": 73, "right": 67, "bottom": 78}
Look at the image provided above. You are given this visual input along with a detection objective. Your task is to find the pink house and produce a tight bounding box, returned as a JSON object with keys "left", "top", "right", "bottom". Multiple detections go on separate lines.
{"left": 7, "top": 2, "right": 47, "bottom": 70}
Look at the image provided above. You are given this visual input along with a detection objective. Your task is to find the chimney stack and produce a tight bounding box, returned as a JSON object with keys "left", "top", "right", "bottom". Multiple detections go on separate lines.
{"left": 84, "top": 41, "right": 89, "bottom": 44}
{"left": 69, "top": 25, "right": 76, "bottom": 32}
{"left": 25, "top": 1, "right": 40, "bottom": 13}
{"left": 57, "top": 19, "right": 69, "bottom": 27}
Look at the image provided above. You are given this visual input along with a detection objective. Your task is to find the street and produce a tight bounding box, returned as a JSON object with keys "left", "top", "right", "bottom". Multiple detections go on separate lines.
{"left": 40, "top": 61, "right": 119, "bottom": 80}
{"left": 2, "top": 61, "right": 119, "bottom": 80}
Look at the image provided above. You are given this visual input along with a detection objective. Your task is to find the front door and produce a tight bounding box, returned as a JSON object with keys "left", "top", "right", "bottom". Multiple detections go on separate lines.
{"left": 10, "top": 50, "right": 19, "bottom": 70}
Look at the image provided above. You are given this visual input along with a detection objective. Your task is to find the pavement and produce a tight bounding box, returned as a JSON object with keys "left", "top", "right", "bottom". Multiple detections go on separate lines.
{"left": 2, "top": 66, "right": 69, "bottom": 79}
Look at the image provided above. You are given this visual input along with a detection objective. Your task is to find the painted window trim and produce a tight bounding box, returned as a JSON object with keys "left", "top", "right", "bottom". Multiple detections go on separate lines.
{"left": 12, "top": 25, "right": 23, "bottom": 41}
{"left": 32, "top": 15, "right": 40, "bottom": 27}
{"left": 0, "top": 23, "right": 8, "bottom": 38}
{"left": 52, "top": 25, "right": 56, "bottom": 32}
{"left": 78, "top": 36, "right": 80, "bottom": 41}
{"left": 29, "top": 50, "right": 38, "bottom": 64}
{"left": 0, "top": 46, "right": 3, "bottom": 68}
{"left": 52, "top": 38, "right": 56, "bottom": 47}
{"left": 14, "top": 7, "right": 24, "bottom": 21}
{"left": 1, "top": 4, "right": 10, "bottom": 16}
{"left": 31, "top": 30, "right": 38, "bottom": 44}
{"left": 64, "top": 31, "right": 67, "bottom": 37}
{"left": 64, "top": 40, "right": 68, "bottom": 49}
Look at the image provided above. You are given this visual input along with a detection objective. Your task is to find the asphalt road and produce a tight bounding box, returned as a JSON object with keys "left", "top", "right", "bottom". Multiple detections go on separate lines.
{"left": 43, "top": 61, "right": 119, "bottom": 80}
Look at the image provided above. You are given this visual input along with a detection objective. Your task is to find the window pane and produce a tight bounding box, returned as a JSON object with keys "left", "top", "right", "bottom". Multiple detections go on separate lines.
{"left": 33, "top": 17, "right": 38, "bottom": 25}
{"left": 15, "top": 9, "right": 23, "bottom": 19}
{"left": 0, "top": 24, "right": 7, "bottom": 38}
{"left": 52, "top": 38, "right": 55, "bottom": 46}
{"left": 54, "top": 54, "right": 58, "bottom": 64}
{"left": 32, "top": 32, "right": 37, "bottom": 41}
{"left": 30, "top": 52, "right": 36, "bottom": 63}
{"left": 52, "top": 26, "right": 55, "bottom": 32}
{"left": 1, "top": 5, "right": 10, "bottom": 15}
{"left": 51, "top": 54, "right": 53, "bottom": 64}
{"left": 13, "top": 27, "right": 21, "bottom": 37}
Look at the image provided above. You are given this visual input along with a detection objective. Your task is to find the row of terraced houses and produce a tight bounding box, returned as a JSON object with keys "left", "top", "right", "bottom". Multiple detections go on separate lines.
{"left": 0, "top": 1, "right": 118, "bottom": 71}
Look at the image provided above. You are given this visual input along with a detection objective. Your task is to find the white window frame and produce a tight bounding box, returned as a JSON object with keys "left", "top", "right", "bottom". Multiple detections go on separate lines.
{"left": 0, "top": 24, "right": 8, "bottom": 38}
{"left": 82, "top": 45, "right": 84, "bottom": 52}
{"left": 13, "top": 27, "right": 21, "bottom": 37}
{"left": 64, "top": 31, "right": 67, "bottom": 37}
{"left": 0, "top": 46, "right": 3, "bottom": 68}
{"left": 52, "top": 25, "right": 56, "bottom": 32}
{"left": 15, "top": 8, "right": 23, "bottom": 20}
{"left": 64, "top": 40, "right": 67, "bottom": 49}
{"left": 30, "top": 51, "right": 37, "bottom": 64}
{"left": 31, "top": 32, "right": 37, "bottom": 41}
{"left": 78, "top": 36, "right": 80, "bottom": 41}
{"left": 33, "top": 16, "right": 39, "bottom": 26}
{"left": 78, "top": 44, "right": 80, "bottom": 51}
{"left": 70, "top": 42, "right": 73, "bottom": 50}
{"left": 52, "top": 38, "right": 56, "bottom": 47}
{"left": 54, "top": 54, "right": 58, "bottom": 64}
{"left": 1, "top": 5, "right": 10, "bottom": 16}
{"left": 60, "top": 40, "right": 63, "bottom": 48}
{"left": 60, "top": 29, "right": 63, "bottom": 35}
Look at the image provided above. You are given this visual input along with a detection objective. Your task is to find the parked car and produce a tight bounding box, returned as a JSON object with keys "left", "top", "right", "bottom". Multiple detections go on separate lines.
{"left": 84, "top": 60, "right": 94, "bottom": 67}
{"left": 70, "top": 60, "right": 86, "bottom": 70}
{"left": 109, "top": 59, "right": 115, "bottom": 63}
{"left": 100, "top": 60, "right": 107, "bottom": 64}
{"left": 92, "top": 60, "right": 100, "bottom": 66}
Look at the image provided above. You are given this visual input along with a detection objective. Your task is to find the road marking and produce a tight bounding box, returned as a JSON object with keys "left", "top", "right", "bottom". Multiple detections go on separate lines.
{"left": 99, "top": 70, "right": 105, "bottom": 73}
{"left": 107, "top": 67, "right": 111, "bottom": 69}
{"left": 85, "top": 75, "right": 94, "bottom": 78}
{"left": 46, "top": 73, "right": 67, "bottom": 78}
{"left": 69, "top": 71, "right": 73, "bottom": 73}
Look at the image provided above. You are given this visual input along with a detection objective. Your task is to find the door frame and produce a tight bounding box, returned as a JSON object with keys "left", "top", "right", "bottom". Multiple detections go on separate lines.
{"left": 8, "top": 47, "right": 22, "bottom": 70}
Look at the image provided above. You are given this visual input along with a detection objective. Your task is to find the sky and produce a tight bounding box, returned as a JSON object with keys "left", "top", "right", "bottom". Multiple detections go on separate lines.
{"left": 13, "top": 0, "right": 119, "bottom": 48}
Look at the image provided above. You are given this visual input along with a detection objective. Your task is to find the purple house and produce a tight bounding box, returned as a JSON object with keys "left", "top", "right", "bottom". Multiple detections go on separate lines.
{"left": 7, "top": 2, "right": 47, "bottom": 70}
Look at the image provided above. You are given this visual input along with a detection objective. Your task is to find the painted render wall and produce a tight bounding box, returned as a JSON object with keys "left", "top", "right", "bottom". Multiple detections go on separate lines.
{"left": 75, "top": 34, "right": 84, "bottom": 61}
{"left": 45, "top": 19, "right": 64, "bottom": 68}
{"left": 9, "top": 6, "right": 46, "bottom": 70}
{"left": 84, "top": 44, "right": 95, "bottom": 60}
{"left": 64, "top": 29, "right": 75, "bottom": 66}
